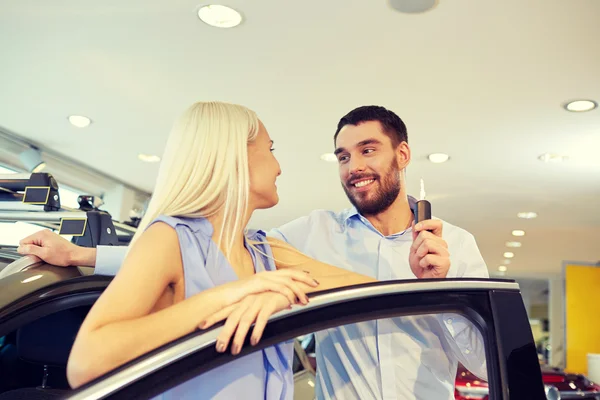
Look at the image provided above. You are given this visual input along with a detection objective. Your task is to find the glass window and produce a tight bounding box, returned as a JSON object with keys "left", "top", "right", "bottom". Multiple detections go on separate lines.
{"left": 157, "top": 313, "right": 490, "bottom": 400}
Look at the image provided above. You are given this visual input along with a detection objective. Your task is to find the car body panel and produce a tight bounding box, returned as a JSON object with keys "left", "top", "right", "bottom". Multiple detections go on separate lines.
{"left": 0, "top": 260, "right": 547, "bottom": 400}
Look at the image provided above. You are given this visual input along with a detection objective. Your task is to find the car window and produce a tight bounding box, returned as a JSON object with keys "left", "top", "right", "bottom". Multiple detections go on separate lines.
{"left": 152, "top": 313, "right": 491, "bottom": 400}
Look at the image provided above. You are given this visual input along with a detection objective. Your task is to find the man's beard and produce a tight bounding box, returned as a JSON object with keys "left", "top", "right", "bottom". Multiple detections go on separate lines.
{"left": 342, "top": 160, "right": 401, "bottom": 216}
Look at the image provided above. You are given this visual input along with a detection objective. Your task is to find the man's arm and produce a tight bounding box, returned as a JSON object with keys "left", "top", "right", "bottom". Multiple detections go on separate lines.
{"left": 438, "top": 232, "right": 489, "bottom": 380}
{"left": 93, "top": 246, "right": 129, "bottom": 276}
{"left": 17, "top": 230, "right": 127, "bottom": 276}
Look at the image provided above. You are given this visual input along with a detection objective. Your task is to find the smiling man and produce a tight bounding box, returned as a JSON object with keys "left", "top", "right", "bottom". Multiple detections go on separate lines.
{"left": 18, "top": 105, "right": 489, "bottom": 400}
{"left": 266, "top": 105, "right": 489, "bottom": 400}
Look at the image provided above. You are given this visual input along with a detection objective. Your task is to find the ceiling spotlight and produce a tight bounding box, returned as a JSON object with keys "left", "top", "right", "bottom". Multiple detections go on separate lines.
{"left": 512, "top": 230, "right": 525, "bottom": 237}
{"left": 506, "top": 241, "right": 522, "bottom": 248}
{"left": 197, "top": 5, "right": 243, "bottom": 28}
{"left": 19, "top": 147, "right": 46, "bottom": 173}
{"left": 138, "top": 154, "right": 161, "bottom": 163}
{"left": 564, "top": 100, "right": 597, "bottom": 112}
{"left": 538, "top": 153, "right": 568, "bottom": 163}
{"left": 498, "top": 266, "right": 508, "bottom": 272}
{"left": 518, "top": 212, "right": 537, "bottom": 219}
{"left": 389, "top": 0, "right": 438, "bottom": 14}
{"left": 320, "top": 153, "right": 337, "bottom": 162}
{"left": 68, "top": 115, "right": 92, "bottom": 128}
{"left": 503, "top": 252, "right": 514, "bottom": 259}
{"left": 428, "top": 153, "right": 450, "bottom": 163}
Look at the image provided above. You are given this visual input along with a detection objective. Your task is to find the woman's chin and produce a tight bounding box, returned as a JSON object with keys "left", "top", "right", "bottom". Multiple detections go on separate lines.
{"left": 260, "top": 195, "right": 279, "bottom": 210}
{"left": 254, "top": 195, "right": 279, "bottom": 210}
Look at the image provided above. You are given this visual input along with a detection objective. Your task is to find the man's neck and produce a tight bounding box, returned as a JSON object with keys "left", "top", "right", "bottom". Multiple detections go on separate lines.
{"left": 362, "top": 195, "right": 413, "bottom": 236}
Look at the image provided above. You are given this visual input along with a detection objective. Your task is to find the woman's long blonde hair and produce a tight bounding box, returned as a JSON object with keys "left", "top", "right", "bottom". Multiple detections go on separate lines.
{"left": 130, "top": 101, "right": 260, "bottom": 257}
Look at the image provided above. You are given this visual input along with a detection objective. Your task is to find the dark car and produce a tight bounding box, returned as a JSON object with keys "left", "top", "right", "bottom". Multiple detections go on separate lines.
{"left": 0, "top": 255, "right": 556, "bottom": 400}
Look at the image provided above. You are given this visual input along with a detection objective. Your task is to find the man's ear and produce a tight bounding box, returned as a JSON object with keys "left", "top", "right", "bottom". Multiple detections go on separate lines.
{"left": 395, "top": 142, "right": 411, "bottom": 170}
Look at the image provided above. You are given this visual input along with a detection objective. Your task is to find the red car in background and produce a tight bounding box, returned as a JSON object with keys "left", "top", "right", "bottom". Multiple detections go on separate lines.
{"left": 455, "top": 363, "right": 600, "bottom": 400}
{"left": 454, "top": 364, "right": 489, "bottom": 400}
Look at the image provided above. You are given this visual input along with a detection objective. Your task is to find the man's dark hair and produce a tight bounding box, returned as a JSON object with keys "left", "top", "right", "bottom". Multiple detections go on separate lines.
{"left": 334, "top": 105, "right": 408, "bottom": 147}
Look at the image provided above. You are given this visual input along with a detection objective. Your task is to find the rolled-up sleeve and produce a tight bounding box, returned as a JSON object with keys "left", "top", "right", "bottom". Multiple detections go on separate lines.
{"left": 439, "top": 313, "right": 487, "bottom": 380}
{"left": 440, "top": 232, "right": 489, "bottom": 380}
{"left": 94, "top": 245, "right": 128, "bottom": 276}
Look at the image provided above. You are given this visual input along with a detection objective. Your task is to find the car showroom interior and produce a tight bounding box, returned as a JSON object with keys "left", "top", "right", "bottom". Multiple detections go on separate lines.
{"left": 0, "top": 1, "right": 599, "bottom": 399}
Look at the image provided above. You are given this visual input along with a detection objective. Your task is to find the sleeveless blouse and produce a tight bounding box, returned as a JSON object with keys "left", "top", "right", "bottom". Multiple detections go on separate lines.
{"left": 148, "top": 215, "right": 294, "bottom": 400}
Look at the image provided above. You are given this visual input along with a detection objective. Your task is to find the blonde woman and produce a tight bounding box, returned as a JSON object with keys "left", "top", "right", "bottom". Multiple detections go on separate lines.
{"left": 66, "top": 101, "right": 374, "bottom": 399}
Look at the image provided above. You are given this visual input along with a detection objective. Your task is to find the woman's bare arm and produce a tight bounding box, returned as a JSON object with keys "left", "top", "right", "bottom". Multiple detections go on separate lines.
{"left": 267, "top": 237, "right": 376, "bottom": 292}
{"left": 67, "top": 224, "right": 317, "bottom": 388}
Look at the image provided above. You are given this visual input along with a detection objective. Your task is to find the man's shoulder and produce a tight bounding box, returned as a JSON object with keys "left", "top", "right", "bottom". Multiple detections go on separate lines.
{"left": 267, "top": 208, "right": 351, "bottom": 245}
{"left": 278, "top": 208, "right": 350, "bottom": 229}
{"left": 437, "top": 217, "right": 475, "bottom": 240}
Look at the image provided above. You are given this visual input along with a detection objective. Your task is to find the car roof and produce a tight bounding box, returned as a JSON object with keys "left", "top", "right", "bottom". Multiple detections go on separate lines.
{"left": 0, "top": 261, "right": 108, "bottom": 317}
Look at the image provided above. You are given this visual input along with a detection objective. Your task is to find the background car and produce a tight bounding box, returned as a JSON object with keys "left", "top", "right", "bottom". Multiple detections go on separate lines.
{"left": 453, "top": 362, "right": 600, "bottom": 400}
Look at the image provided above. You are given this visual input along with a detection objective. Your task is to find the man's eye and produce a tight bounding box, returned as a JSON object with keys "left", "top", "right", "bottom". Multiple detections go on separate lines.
{"left": 338, "top": 155, "right": 348, "bottom": 162}
{"left": 363, "top": 148, "right": 375, "bottom": 154}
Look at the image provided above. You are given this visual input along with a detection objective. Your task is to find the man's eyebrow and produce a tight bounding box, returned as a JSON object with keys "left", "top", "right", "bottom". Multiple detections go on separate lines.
{"left": 333, "top": 139, "right": 382, "bottom": 155}
{"left": 333, "top": 147, "right": 345, "bottom": 156}
{"left": 357, "top": 139, "right": 382, "bottom": 147}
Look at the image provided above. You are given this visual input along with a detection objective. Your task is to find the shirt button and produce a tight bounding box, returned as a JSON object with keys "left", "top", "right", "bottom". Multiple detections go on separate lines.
{"left": 446, "top": 318, "right": 453, "bottom": 324}
{"left": 465, "top": 349, "right": 471, "bottom": 355}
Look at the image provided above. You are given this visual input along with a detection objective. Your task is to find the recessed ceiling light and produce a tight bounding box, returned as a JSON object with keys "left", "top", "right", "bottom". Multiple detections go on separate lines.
{"left": 538, "top": 153, "right": 568, "bottom": 163}
{"left": 503, "top": 259, "right": 512, "bottom": 265}
{"left": 517, "top": 212, "right": 537, "bottom": 219}
{"left": 320, "top": 153, "right": 337, "bottom": 162}
{"left": 564, "top": 100, "right": 597, "bottom": 112}
{"left": 506, "top": 241, "right": 522, "bottom": 248}
{"left": 68, "top": 115, "right": 92, "bottom": 128}
{"left": 389, "top": 0, "right": 437, "bottom": 13}
{"left": 503, "top": 252, "right": 514, "bottom": 259}
{"left": 428, "top": 153, "right": 450, "bottom": 163}
{"left": 512, "top": 230, "right": 525, "bottom": 237}
{"left": 138, "top": 154, "right": 161, "bottom": 163}
{"left": 498, "top": 266, "right": 508, "bottom": 272}
{"left": 197, "top": 5, "right": 242, "bottom": 28}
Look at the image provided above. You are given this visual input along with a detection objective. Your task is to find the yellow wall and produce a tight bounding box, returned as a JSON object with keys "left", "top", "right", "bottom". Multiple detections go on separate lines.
{"left": 565, "top": 263, "right": 600, "bottom": 375}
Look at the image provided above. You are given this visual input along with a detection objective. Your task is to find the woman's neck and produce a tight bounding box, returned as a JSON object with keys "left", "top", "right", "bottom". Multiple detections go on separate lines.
{"left": 207, "top": 209, "right": 255, "bottom": 278}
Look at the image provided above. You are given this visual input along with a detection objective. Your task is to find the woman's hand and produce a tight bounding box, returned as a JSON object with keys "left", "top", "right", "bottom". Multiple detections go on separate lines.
{"left": 225, "top": 269, "right": 318, "bottom": 306}
{"left": 200, "top": 292, "right": 294, "bottom": 355}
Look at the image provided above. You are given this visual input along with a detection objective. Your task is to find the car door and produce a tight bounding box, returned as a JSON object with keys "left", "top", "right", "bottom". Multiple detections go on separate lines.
{"left": 65, "top": 279, "right": 548, "bottom": 400}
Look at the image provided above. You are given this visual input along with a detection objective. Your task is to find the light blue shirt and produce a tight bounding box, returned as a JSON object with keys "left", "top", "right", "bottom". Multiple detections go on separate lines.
{"left": 95, "top": 198, "right": 488, "bottom": 400}
{"left": 267, "top": 199, "right": 489, "bottom": 400}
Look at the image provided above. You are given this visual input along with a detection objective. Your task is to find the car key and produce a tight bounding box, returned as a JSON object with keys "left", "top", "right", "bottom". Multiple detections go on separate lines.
{"left": 415, "top": 178, "right": 431, "bottom": 224}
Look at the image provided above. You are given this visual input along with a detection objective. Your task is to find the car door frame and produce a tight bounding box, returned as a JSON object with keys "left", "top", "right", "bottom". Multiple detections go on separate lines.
{"left": 66, "top": 279, "right": 547, "bottom": 400}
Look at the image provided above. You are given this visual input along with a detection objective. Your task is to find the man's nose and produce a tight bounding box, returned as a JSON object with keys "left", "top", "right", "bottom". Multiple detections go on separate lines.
{"left": 348, "top": 157, "right": 366, "bottom": 175}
